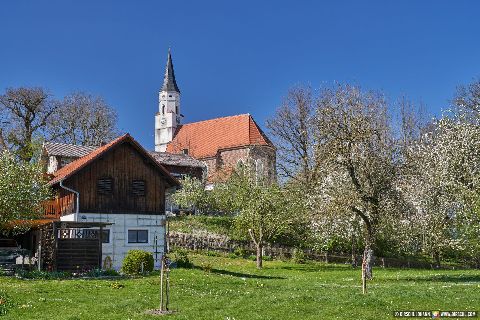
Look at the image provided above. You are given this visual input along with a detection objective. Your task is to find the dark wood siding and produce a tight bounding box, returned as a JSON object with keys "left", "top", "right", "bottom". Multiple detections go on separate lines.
{"left": 58, "top": 143, "right": 167, "bottom": 214}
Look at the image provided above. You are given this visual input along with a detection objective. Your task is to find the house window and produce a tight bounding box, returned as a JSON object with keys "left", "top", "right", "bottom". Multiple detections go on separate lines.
{"left": 128, "top": 230, "right": 148, "bottom": 243}
{"left": 97, "top": 178, "right": 113, "bottom": 195}
{"left": 131, "top": 180, "right": 146, "bottom": 196}
{"left": 182, "top": 148, "right": 189, "bottom": 155}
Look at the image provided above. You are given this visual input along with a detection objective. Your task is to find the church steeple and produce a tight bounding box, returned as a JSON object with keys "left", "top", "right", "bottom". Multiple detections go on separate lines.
{"left": 161, "top": 49, "right": 180, "bottom": 93}
{"left": 155, "top": 49, "right": 182, "bottom": 152}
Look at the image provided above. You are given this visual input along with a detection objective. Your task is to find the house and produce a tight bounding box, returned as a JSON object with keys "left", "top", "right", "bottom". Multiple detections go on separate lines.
{"left": 16, "top": 134, "right": 180, "bottom": 271}
{"left": 154, "top": 51, "right": 276, "bottom": 186}
{"left": 42, "top": 141, "right": 96, "bottom": 174}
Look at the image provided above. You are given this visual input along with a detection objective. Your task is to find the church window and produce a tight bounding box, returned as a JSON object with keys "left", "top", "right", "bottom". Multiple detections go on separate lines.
{"left": 236, "top": 159, "right": 245, "bottom": 172}
{"left": 169, "top": 95, "right": 172, "bottom": 98}
{"left": 255, "top": 159, "right": 264, "bottom": 180}
{"left": 176, "top": 106, "right": 179, "bottom": 114}
{"left": 162, "top": 105, "right": 165, "bottom": 114}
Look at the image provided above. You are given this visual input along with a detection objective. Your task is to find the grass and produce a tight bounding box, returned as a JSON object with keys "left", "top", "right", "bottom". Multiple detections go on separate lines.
{"left": 168, "top": 215, "right": 238, "bottom": 238}
{"left": 0, "top": 254, "right": 479, "bottom": 319}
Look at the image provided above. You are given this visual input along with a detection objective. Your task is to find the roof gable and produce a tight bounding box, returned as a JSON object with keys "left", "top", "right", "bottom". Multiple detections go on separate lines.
{"left": 49, "top": 134, "right": 179, "bottom": 187}
{"left": 166, "top": 114, "right": 274, "bottom": 158}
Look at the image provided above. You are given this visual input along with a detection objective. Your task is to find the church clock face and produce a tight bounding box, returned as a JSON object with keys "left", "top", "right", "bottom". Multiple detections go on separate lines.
{"left": 160, "top": 118, "right": 166, "bottom": 125}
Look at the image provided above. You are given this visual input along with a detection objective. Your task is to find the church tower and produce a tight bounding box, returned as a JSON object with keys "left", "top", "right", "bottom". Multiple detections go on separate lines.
{"left": 155, "top": 49, "right": 181, "bottom": 152}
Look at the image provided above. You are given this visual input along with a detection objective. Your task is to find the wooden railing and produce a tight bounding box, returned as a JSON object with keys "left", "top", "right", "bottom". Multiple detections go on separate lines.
{"left": 43, "top": 194, "right": 75, "bottom": 219}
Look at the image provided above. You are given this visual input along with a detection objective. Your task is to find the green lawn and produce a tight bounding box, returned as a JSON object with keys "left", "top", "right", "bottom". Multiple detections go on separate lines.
{"left": 1, "top": 254, "right": 479, "bottom": 320}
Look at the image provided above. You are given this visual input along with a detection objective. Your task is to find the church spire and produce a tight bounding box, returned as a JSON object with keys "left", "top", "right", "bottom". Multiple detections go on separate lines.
{"left": 161, "top": 49, "right": 180, "bottom": 93}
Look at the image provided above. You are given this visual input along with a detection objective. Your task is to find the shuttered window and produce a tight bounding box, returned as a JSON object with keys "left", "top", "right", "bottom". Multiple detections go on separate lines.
{"left": 132, "top": 180, "right": 146, "bottom": 196}
{"left": 97, "top": 178, "right": 113, "bottom": 195}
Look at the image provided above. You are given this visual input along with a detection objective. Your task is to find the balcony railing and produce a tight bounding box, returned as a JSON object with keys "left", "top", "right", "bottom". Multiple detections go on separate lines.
{"left": 43, "top": 194, "right": 75, "bottom": 219}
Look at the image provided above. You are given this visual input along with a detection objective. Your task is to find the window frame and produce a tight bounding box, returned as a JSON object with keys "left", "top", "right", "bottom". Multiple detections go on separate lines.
{"left": 127, "top": 229, "right": 149, "bottom": 244}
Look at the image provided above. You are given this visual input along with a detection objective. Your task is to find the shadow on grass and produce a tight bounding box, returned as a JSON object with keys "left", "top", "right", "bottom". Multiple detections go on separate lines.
{"left": 275, "top": 263, "right": 353, "bottom": 273}
{"left": 193, "top": 266, "right": 285, "bottom": 279}
{"left": 398, "top": 274, "right": 480, "bottom": 283}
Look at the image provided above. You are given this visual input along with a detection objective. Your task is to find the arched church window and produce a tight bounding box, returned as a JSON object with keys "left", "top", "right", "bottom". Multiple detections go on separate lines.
{"left": 255, "top": 159, "right": 264, "bottom": 181}
{"left": 162, "top": 105, "right": 165, "bottom": 114}
{"left": 176, "top": 106, "right": 179, "bottom": 114}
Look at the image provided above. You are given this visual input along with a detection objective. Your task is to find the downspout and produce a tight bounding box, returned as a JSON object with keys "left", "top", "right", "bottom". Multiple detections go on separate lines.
{"left": 59, "top": 180, "right": 79, "bottom": 221}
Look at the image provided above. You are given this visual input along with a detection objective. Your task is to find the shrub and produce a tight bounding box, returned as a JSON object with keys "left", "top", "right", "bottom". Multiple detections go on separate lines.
{"left": 121, "top": 250, "right": 154, "bottom": 275}
{"left": 226, "top": 253, "right": 237, "bottom": 259}
{"left": 292, "top": 248, "right": 306, "bottom": 264}
{"left": 205, "top": 250, "right": 221, "bottom": 257}
{"left": 172, "top": 249, "right": 193, "bottom": 268}
{"left": 263, "top": 255, "right": 273, "bottom": 261}
{"left": 233, "top": 247, "right": 249, "bottom": 258}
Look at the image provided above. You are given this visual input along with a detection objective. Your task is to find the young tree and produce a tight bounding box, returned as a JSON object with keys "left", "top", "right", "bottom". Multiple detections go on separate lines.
{"left": 216, "top": 170, "right": 298, "bottom": 268}
{"left": 0, "top": 87, "right": 57, "bottom": 161}
{"left": 172, "top": 169, "right": 299, "bottom": 269}
{"left": 0, "top": 151, "right": 51, "bottom": 233}
{"left": 48, "top": 92, "right": 119, "bottom": 146}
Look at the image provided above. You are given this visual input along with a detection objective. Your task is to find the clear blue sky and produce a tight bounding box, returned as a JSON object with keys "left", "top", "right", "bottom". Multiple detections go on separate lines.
{"left": 1, "top": 1, "right": 479, "bottom": 149}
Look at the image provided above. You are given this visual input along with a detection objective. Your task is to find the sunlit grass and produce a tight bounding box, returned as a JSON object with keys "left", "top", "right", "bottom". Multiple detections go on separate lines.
{"left": 1, "top": 254, "right": 479, "bottom": 319}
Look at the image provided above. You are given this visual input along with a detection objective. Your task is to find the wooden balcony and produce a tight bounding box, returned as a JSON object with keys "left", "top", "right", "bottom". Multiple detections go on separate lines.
{"left": 43, "top": 194, "right": 75, "bottom": 219}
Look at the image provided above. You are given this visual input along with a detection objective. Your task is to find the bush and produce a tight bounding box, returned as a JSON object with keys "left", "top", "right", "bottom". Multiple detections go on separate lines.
{"left": 172, "top": 249, "right": 193, "bottom": 268}
{"left": 233, "top": 247, "right": 249, "bottom": 258}
{"left": 292, "top": 248, "right": 306, "bottom": 264}
{"left": 226, "top": 253, "right": 237, "bottom": 259}
{"left": 204, "top": 250, "right": 221, "bottom": 257}
{"left": 121, "top": 250, "right": 154, "bottom": 275}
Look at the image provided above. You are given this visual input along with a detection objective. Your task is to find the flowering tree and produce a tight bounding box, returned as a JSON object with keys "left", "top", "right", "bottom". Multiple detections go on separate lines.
{"left": 309, "top": 84, "right": 402, "bottom": 281}
{"left": 0, "top": 151, "right": 51, "bottom": 233}
{"left": 400, "top": 117, "right": 480, "bottom": 266}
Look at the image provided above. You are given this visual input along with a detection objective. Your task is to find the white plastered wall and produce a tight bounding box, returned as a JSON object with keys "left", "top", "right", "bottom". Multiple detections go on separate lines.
{"left": 61, "top": 213, "right": 166, "bottom": 270}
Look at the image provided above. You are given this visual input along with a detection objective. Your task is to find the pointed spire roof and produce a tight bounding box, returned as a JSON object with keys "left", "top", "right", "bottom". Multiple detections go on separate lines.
{"left": 161, "top": 49, "right": 180, "bottom": 93}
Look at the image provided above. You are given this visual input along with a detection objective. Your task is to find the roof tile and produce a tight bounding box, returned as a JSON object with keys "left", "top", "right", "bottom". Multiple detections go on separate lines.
{"left": 166, "top": 114, "right": 273, "bottom": 158}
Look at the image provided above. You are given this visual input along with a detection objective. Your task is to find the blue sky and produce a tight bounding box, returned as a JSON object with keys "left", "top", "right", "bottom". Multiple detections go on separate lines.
{"left": 1, "top": 1, "right": 479, "bottom": 149}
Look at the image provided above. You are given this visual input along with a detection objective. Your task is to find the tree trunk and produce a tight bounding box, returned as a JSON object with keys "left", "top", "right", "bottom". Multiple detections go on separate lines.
{"left": 256, "top": 243, "right": 263, "bottom": 269}
{"left": 433, "top": 251, "right": 441, "bottom": 269}
{"left": 362, "top": 245, "right": 373, "bottom": 280}
{"left": 351, "top": 235, "right": 357, "bottom": 267}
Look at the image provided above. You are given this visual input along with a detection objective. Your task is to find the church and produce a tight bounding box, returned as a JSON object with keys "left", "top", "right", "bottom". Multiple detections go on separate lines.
{"left": 152, "top": 51, "right": 276, "bottom": 186}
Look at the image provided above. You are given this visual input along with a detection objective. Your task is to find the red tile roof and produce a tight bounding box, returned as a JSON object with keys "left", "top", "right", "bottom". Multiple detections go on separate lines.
{"left": 166, "top": 114, "right": 274, "bottom": 159}
{"left": 49, "top": 134, "right": 179, "bottom": 187}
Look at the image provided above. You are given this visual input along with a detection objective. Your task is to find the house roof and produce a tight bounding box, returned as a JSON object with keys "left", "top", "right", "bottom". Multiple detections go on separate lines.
{"left": 148, "top": 151, "right": 206, "bottom": 168}
{"left": 166, "top": 114, "right": 274, "bottom": 159}
{"left": 161, "top": 49, "right": 180, "bottom": 93}
{"left": 43, "top": 142, "right": 96, "bottom": 158}
{"left": 48, "top": 134, "right": 179, "bottom": 187}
